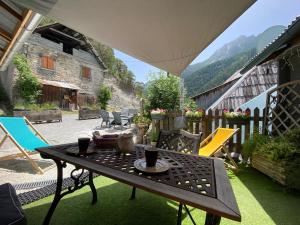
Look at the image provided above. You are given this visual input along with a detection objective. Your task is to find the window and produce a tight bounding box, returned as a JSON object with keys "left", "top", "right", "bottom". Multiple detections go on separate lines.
{"left": 81, "top": 66, "right": 91, "bottom": 80}
{"left": 41, "top": 56, "right": 55, "bottom": 70}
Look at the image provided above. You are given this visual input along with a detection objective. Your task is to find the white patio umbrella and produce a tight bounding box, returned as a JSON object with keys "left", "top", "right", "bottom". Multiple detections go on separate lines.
{"left": 12, "top": 0, "right": 255, "bottom": 75}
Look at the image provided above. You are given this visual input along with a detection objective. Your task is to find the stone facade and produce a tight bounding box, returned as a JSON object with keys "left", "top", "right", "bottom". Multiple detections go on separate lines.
{"left": 24, "top": 33, "right": 104, "bottom": 96}
{"left": 0, "top": 33, "right": 139, "bottom": 109}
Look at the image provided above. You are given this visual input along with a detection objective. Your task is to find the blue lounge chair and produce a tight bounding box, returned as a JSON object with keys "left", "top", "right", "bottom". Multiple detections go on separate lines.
{"left": 0, "top": 117, "right": 49, "bottom": 174}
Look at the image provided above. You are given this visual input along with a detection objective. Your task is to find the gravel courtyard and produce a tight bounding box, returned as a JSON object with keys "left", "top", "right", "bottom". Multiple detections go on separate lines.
{"left": 0, "top": 114, "right": 134, "bottom": 189}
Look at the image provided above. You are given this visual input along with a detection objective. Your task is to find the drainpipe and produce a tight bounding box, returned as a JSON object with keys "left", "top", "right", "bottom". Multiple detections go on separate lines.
{"left": 0, "top": 13, "right": 42, "bottom": 71}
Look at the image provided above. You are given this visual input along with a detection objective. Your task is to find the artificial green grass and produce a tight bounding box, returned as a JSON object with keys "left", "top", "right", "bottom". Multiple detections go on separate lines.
{"left": 24, "top": 167, "right": 300, "bottom": 225}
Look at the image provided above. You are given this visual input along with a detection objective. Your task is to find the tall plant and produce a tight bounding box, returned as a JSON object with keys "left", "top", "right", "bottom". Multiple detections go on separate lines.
{"left": 13, "top": 54, "right": 41, "bottom": 103}
{"left": 97, "top": 85, "right": 112, "bottom": 110}
{"left": 145, "top": 73, "right": 180, "bottom": 111}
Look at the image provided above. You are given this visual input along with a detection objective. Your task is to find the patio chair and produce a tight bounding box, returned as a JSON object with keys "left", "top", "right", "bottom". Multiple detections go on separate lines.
{"left": 199, "top": 127, "right": 239, "bottom": 169}
{"left": 0, "top": 117, "right": 49, "bottom": 174}
{"left": 111, "top": 111, "right": 128, "bottom": 129}
{"left": 100, "top": 110, "right": 111, "bottom": 127}
{"left": 131, "top": 129, "right": 202, "bottom": 225}
{"left": 120, "top": 108, "right": 135, "bottom": 126}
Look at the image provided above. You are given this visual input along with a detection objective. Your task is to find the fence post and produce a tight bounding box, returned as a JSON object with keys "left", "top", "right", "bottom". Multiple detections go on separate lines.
{"left": 254, "top": 107, "right": 260, "bottom": 132}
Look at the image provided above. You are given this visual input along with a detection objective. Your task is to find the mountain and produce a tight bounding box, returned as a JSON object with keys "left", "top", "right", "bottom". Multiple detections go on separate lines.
{"left": 183, "top": 25, "right": 285, "bottom": 96}
{"left": 185, "top": 48, "right": 257, "bottom": 96}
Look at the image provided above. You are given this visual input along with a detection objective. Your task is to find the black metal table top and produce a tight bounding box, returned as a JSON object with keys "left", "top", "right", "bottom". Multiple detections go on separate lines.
{"left": 37, "top": 143, "right": 241, "bottom": 221}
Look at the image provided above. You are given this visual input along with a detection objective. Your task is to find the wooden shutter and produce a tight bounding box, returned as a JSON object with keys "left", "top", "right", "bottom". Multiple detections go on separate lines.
{"left": 82, "top": 66, "right": 91, "bottom": 79}
{"left": 47, "top": 57, "right": 54, "bottom": 70}
{"left": 41, "top": 56, "right": 54, "bottom": 70}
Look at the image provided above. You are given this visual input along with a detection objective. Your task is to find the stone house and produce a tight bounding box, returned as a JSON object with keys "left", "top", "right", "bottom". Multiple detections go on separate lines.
{"left": 0, "top": 23, "right": 108, "bottom": 109}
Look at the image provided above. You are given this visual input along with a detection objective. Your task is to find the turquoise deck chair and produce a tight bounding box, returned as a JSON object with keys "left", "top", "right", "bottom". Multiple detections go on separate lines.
{"left": 0, "top": 117, "right": 49, "bottom": 174}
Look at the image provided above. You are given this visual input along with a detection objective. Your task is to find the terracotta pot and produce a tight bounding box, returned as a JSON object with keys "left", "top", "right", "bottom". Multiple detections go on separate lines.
{"left": 117, "top": 133, "right": 134, "bottom": 153}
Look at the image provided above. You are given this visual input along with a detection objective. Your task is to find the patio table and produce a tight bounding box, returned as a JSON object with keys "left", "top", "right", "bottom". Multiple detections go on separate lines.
{"left": 36, "top": 143, "right": 241, "bottom": 225}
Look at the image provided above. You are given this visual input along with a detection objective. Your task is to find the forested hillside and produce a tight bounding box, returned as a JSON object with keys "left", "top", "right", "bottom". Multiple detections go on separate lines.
{"left": 183, "top": 25, "right": 285, "bottom": 97}
{"left": 185, "top": 48, "right": 256, "bottom": 96}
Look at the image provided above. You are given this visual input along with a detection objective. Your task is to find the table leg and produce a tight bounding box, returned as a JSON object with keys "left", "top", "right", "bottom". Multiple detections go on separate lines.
{"left": 177, "top": 203, "right": 183, "bottom": 225}
{"left": 130, "top": 186, "right": 136, "bottom": 200}
{"left": 204, "top": 213, "right": 221, "bottom": 225}
{"left": 89, "top": 172, "right": 97, "bottom": 204}
{"left": 43, "top": 159, "right": 65, "bottom": 225}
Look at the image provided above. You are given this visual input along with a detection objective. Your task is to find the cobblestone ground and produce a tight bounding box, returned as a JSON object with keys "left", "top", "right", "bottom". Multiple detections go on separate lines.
{"left": 0, "top": 114, "right": 134, "bottom": 189}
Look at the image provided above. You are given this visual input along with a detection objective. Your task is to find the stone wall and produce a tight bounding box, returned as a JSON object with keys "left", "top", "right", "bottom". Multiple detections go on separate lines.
{"left": 0, "top": 33, "right": 139, "bottom": 108}
{"left": 24, "top": 33, "right": 103, "bottom": 95}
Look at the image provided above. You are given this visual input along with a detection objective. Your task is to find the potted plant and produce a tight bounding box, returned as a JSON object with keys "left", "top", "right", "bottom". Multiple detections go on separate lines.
{"left": 150, "top": 108, "right": 166, "bottom": 120}
{"left": 150, "top": 131, "right": 159, "bottom": 147}
{"left": 185, "top": 108, "right": 204, "bottom": 122}
{"left": 133, "top": 114, "right": 151, "bottom": 144}
{"left": 223, "top": 109, "right": 250, "bottom": 124}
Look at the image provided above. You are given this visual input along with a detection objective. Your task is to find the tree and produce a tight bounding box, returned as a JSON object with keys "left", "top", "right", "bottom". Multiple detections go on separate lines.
{"left": 145, "top": 72, "right": 180, "bottom": 111}
{"left": 97, "top": 85, "right": 112, "bottom": 110}
{"left": 13, "top": 54, "right": 41, "bottom": 104}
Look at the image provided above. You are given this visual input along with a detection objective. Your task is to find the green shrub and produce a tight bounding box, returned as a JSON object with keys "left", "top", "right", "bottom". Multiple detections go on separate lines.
{"left": 150, "top": 131, "right": 159, "bottom": 142}
{"left": 285, "top": 128, "right": 300, "bottom": 148}
{"left": 133, "top": 114, "right": 151, "bottom": 125}
{"left": 13, "top": 54, "right": 41, "bottom": 103}
{"left": 257, "top": 140, "right": 296, "bottom": 161}
{"left": 13, "top": 102, "right": 58, "bottom": 111}
{"left": 97, "top": 85, "right": 112, "bottom": 110}
{"left": 145, "top": 74, "right": 180, "bottom": 112}
{"left": 242, "top": 131, "right": 270, "bottom": 161}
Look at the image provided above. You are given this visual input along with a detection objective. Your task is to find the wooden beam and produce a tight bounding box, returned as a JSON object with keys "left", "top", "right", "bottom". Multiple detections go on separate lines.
{"left": 0, "top": 10, "right": 33, "bottom": 66}
{"left": 0, "top": 26, "right": 12, "bottom": 42}
{"left": 49, "top": 27, "right": 85, "bottom": 45}
{"left": 0, "top": 1, "right": 23, "bottom": 20}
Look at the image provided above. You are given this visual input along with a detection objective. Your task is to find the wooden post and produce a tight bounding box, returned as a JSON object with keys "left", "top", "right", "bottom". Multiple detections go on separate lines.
{"left": 253, "top": 107, "right": 260, "bottom": 132}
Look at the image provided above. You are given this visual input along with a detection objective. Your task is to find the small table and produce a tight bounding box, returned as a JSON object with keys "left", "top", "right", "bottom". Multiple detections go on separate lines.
{"left": 37, "top": 144, "right": 241, "bottom": 225}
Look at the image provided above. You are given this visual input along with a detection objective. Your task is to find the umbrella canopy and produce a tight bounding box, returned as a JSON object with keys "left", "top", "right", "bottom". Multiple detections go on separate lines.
{"left": 12, "top": 0, "right": 255, "bottom": 75}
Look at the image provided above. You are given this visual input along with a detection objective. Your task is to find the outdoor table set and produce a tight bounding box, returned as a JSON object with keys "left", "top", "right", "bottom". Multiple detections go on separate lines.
{"left": 37, "top": 142, "right": 241, "bottom": 225}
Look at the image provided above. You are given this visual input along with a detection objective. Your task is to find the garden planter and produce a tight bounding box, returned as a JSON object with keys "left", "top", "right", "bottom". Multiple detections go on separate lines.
{"left": 13, "top": 109, "right": 62, "bottom": 123}
{"left": 251, "top": 153, "right": 286, "bottom": 185}
{"left": 79, "top": 109, "right": 101, "bottom": 120}
{"left": 151, "top": 114, "right": 165, "bottom": 120}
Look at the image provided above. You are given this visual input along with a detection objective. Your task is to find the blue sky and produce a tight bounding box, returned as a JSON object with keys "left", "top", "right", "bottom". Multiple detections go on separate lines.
{"left": 114, "top": 0, "right": 300, "bottom": 83}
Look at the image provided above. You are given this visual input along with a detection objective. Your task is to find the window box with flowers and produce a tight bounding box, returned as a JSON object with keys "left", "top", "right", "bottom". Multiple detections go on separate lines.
{"left": 185, "top": 109, "right": 204, "bottom": 122}
{"left": 224, "top": 109, "right": 250, "bottom": 124}
{"left": 150, "top": 108, "right": 166, "bottom": 120}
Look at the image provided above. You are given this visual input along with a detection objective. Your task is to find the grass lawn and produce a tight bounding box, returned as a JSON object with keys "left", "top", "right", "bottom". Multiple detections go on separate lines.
{"left": 24, "top": 167, "right": 300, "bottom": 225}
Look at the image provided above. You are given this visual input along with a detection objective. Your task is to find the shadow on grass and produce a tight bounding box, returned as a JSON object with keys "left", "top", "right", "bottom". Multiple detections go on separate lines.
{"left": 236, "top": 167, "right": 300, "bottom": 225}
{"left": 24, "top": 178, "right": 203, "bottom": 225}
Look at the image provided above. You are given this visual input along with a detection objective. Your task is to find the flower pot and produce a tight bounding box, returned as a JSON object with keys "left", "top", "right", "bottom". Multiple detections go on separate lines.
{"left": 151, "top": 142, "right": 157, "bottom": 147}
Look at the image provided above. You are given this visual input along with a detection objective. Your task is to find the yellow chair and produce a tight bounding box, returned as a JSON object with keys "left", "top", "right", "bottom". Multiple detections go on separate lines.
{"left": 199, "top": 128, "right": 239, "bottom": 169}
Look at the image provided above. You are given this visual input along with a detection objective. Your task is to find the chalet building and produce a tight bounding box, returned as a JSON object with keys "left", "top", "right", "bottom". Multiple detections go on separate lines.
{"left": 0, "top": 23, "right": 107, "bottom": 109}
{"left": 240, "top": 16, "right": 300, "bottom": 135}
{"left": 192, "top": 62, "right": 278, "bottom": 111}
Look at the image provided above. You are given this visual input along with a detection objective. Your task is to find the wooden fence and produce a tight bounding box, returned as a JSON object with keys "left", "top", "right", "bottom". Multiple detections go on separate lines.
{"left": 151, "top": 108, "right": 265, "bottom": 153}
